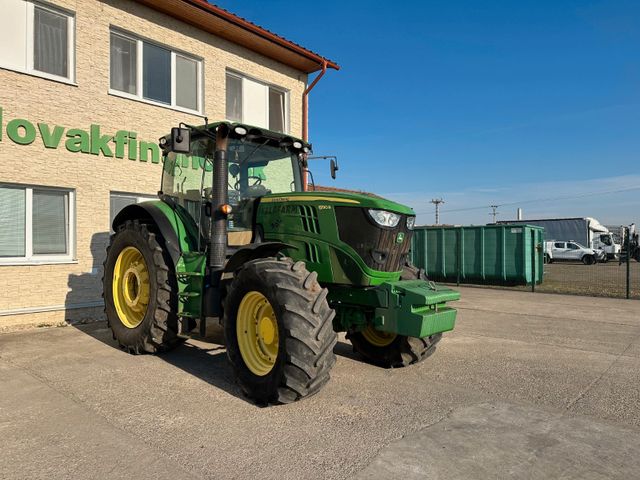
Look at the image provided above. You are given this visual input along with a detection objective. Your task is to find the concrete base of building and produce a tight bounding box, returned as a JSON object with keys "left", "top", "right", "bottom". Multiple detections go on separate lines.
{"left": 0, "top": 305, "right": 104, "bottom": 333}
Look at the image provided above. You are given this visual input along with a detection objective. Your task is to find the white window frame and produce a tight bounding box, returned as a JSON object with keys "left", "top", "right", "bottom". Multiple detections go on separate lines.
{"left": 109, "top": 28, "right": 204, "bottom": 115}
{"left": 0, "top": 1, "right": 76, "bottom": 84}
{"left": 225, "top": 70, "right": 290, "bottom": 133}
{"left": 0, "top": 184, "right": 76, "bottom": 265}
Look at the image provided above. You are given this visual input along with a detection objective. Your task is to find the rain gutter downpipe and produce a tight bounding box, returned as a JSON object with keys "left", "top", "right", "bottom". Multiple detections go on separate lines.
{"left": 302, "top": 60, "right": 328, "bottom": 191}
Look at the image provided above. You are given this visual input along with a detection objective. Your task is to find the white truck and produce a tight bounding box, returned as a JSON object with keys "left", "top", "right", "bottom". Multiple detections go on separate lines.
{"left": 544, "top": 240, "right": 601, "bottom": 265}
{"left": 618, "top": 224, "right": 640, "bottom": 263}
{"left": 500, "top": 217, "right": 620, "bottom": 261}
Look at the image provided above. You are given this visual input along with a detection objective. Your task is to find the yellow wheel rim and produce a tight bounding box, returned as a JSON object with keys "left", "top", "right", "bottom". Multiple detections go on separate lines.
{"left": 362, "top": 325, "right": 397, "bottom": 347}
{"left": 237, "top": 291, "right": 279, "bottom": 376}
{"left": 112, "top": 246, "right": 150, "bottom": 329}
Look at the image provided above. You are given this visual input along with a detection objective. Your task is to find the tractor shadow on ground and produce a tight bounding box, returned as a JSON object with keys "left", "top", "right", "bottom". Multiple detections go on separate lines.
{"left": 64, "top": 232, "right": 254, "bottom": 405}
{"left": 333, "top": 340, "right": 363, "bottom": 362}
{"left": 73, "top": 321, "right": 256, "bottom": 405}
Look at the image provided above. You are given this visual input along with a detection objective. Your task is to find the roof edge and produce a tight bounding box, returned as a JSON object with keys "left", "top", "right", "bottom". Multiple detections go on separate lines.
{"left": 180, "top": 0, "right": 340, "bottom": 72}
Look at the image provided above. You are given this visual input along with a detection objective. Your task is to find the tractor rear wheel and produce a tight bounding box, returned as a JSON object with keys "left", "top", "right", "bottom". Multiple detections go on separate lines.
{"left": 223, "top": 257, "right": 337, "bottom": 405}
{"left": 103, "top": 220, "right": 183, "bottom": 354}
{"left": 348, "top": 263, "right": 441, "bottom": 368}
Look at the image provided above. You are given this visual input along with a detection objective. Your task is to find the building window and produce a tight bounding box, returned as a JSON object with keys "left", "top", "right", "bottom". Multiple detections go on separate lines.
{"left": 0, "top": 185, "right": 75, "bottom": 264}
{"left": 109, "top": 192, "right": 155, "bottom": 231}
{"left": 0, "top": 0, "right": 75, "bottom": 82}
{"left": 110, "top": 30, "right": 202, "bottom": 113}
{"left": 226, "top": 72, "right": 289, "bottom": 133}
{"left": 110, "top": 34, "right": 136, "bottom": 95}
{"left": 226, "top": 74, "right": 243, "bottom": 122}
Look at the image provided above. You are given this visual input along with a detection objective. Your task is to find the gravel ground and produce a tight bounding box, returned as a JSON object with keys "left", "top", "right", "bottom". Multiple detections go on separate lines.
{"left": 448, "top": 261, "right": 640, "bottom": 299}
{"left": 1, "top": 287, "right": 639, "bottom": 479}
{"left": 538, "top": 260, "right": 640, "bottom": 298}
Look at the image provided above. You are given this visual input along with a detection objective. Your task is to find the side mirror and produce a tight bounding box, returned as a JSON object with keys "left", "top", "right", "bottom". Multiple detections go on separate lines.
{"left": 170, "top": 127, "right": 191, "bottom": 154}
{"left": 330, "top": 158, "right": 339, "bottom": 180}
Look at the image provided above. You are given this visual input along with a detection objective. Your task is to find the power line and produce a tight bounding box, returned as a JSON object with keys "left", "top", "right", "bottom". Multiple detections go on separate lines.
{"left": 430, "top": 198, "right": 444, "bottom": 224}
{"left": 413, "top": 185, "right": 640, "bottom": 215}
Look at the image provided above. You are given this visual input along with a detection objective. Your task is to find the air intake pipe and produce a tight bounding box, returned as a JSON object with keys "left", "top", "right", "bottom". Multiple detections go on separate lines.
{"left": 209, "top": 124, "right": 230, "bottom": 270}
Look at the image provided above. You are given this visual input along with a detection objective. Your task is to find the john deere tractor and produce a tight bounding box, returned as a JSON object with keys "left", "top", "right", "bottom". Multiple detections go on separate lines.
{"left": 104, "top": 122, "right": 460, "bottom": 404}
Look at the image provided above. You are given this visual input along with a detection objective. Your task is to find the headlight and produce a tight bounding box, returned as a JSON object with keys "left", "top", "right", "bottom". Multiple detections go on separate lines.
{"left": 367, "top": 209, "right": 401, "bottom": 228}
{"left": 406, "top": 216, "right": 416, "bottom": 230}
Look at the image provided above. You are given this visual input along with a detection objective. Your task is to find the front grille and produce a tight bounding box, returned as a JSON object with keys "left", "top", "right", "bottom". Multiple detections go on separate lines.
{"left": 335, "top": 207, "right": 413, "bottom": 272}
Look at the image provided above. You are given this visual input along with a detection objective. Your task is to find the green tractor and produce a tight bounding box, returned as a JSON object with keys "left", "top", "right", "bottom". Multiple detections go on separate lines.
{"left": 104, "top": 122, "right": 460, "bottom": 404}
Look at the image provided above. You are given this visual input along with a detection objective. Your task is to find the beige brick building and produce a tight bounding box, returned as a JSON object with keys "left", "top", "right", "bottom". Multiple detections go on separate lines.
{"left": 0, "top": 0, "right": 337, "bottom": 331}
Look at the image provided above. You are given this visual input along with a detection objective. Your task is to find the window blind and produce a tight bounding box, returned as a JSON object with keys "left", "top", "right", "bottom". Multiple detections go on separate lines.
{"left": 32, "top": 190, "right": 67, "bottom": 255}
{"left": 0, "top": 187, "right": 26, "bottom": 257}
{"left": 110, "top": 33, "right": 137, "bottom": 94}
{"left": 176, "top": 55, "right": 198, "bottom": 110}
{"left": 110, "top": 194, "right": 136, "bottom": 230}
{"left": 226, "top": 74, "right": 242, "bottom": 122}
{"left": 269, "top": 88, "right": 285, "bottom": 133}
{"left": 34, "top": 6, "right": 68, "bottom": 77}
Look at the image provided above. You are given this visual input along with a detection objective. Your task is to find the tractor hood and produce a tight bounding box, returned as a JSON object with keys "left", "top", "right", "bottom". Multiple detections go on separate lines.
{"left": 260, "top": 192, "right": 415, "bottom": 216}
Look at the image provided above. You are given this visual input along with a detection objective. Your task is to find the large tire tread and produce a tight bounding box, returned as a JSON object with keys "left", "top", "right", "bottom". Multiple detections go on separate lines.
{"left": 349, "top": 332, "right": 441, "bottom": 368}
{"left": 224, "top": 257, "right": 337, "bottom": 405}
{"left": 103, "top": 220, "right": 183, "bottom": 355}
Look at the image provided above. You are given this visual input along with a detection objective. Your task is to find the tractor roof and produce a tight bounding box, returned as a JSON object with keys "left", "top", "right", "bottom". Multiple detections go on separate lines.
{"left": 160, "top": 121, "right": 312, "bottom": 151}
{"left": 202, "top": 121, "right": 311, "bottom": 149}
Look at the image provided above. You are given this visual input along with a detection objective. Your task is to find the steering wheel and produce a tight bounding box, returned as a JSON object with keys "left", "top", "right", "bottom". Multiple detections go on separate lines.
{"left": 234, "top": 175, "right": 263, "bottom": 190}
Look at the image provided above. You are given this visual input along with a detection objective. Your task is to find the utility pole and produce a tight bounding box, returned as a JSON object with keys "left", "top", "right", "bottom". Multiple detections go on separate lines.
{"left": 490, "top": 205, "right": 499, "bottom": 223}
{"left": 431, "top": 198, "right": 444, "bottom": 225}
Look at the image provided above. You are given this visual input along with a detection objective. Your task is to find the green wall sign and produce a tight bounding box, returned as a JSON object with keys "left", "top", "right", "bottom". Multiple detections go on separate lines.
{"left": 0, "top": 107, "right": 161, "bottom": 164}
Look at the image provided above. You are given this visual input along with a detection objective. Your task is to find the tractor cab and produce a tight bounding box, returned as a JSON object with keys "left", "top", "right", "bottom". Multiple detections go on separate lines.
{"left": 159, "top": 123, "right": 307, "bottom": 247}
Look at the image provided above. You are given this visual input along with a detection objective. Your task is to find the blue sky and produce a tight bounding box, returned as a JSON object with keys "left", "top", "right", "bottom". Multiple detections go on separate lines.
{"left": 215, "top": 0, "right": 639, "bottom": 226}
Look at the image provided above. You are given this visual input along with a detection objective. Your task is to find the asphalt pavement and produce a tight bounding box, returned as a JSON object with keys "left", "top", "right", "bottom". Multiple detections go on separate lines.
{"left": 1, "top": 287, "right": 639, "bottom": 479}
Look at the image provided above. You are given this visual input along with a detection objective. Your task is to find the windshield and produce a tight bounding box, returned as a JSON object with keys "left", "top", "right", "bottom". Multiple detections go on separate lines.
{"left": 162, "top": 135, "right": 302, "bottom": 200}
{"left": 227, "top": 136, "right": 302, "bottom": 204}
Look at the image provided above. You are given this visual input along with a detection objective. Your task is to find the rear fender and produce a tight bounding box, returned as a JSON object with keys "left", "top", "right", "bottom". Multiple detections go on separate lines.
{"left": 112, "top": 202, "right": 183, "bottom": 268}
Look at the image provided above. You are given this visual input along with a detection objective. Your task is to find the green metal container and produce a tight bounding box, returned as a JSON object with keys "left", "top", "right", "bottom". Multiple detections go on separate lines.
{"left": 410, "top": 224, "right": 544, "bottom": 286}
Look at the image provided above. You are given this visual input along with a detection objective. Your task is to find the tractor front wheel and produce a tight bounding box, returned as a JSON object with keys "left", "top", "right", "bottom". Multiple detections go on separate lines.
{"left": 103, "top": 220, "right": 183, "bottom": 354}
{"left": 223, "top": 257, "right": 337, "bottom": 404}
{"left": 348, "top": 327, "right": 441, "bottom": 368}
{"left": 348, "top": 263, "right": 441, "bottom": 368}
